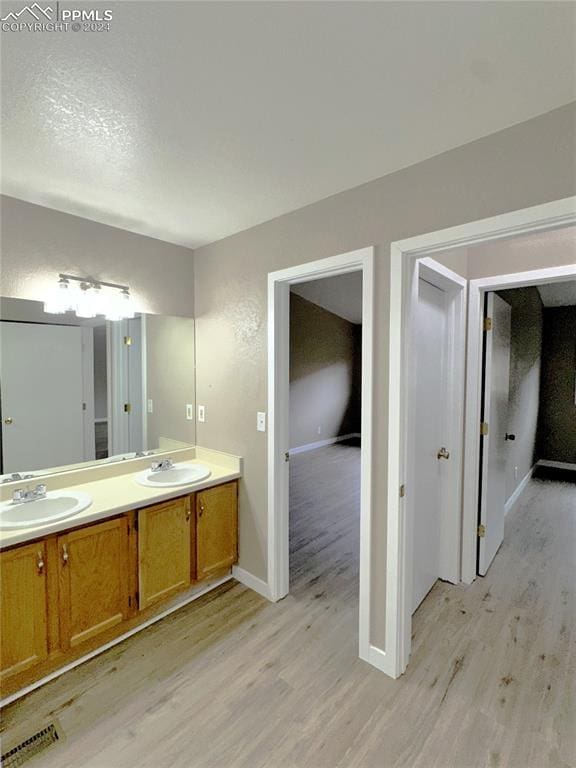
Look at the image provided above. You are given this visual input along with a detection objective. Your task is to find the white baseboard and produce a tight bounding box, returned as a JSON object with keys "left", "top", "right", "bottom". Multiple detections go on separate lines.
{"left": 505, "top": 464, "right": 536, "bottom": 515}
{"left": 232, "top": 566, "right": 273, "bottom": 601}
{"left": 537, "top": 459, "right": 576, "bottom": 471}
{"left": 289, "top": 432, "right": 361, "bottom": 456}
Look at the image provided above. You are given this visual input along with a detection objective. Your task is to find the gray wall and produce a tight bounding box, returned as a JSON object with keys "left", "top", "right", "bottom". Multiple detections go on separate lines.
{"left": 193, "top": 104, "right": 576, "bottom": 648}
{"left": 145, "top": 314, "right": 196, "bottom": 449}
{"left": 497, "top": 288, "right": 543, "bottom": 500}
{"left": 0, "top": 196, "right": 195, "bottom": 317}
{"left": 538, "top": 307, "right": 576, "bottom": 464}
{"left": 289, "top": 294, "right": 360, "bottom": 449}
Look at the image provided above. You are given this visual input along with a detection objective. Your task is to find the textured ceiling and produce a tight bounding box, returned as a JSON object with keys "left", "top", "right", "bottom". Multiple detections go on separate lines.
{"left": 2, "top": 1, "right": 575, "bottom": 248}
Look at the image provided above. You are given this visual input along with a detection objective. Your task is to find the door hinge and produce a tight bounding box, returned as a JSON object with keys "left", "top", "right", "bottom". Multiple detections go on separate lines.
{"left": 82, "top": 402, "right": 87, "bottom": 411}
{"left": 124, "top": 335, "right": 132, "bottom": 346}
{"left": 480, "top": 421, "right": 489, "bottom": 436}
{"left": 284, "top": 451, "right": 290, "bottom": 463}
{"left": 124, "top": 403, "right": 132, "bottom": 414}
{"left": 399, "top": 484, "right": 406, "bottom": 498}
{"left": 484, "top": 317, "right": 493, "bottom": 332}
{"left": 134, "top": 516, "right": 139, "bottom": 532}
{"left": 477, "top": 524, "right": 486, "bottom": 538}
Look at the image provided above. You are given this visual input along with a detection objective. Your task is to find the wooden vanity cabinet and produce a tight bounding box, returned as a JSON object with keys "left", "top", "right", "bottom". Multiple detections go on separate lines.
{"left": 0, "top": 479, "right": 238, "bottom": 696}
{"left": 196, "top": 482, "right": 238, "bottom": 580}
{"left": 0, "top": 542, "right": 48, "bottom": 682}
{"left": 138, "top": 496, "right": 193, "bottom": 610}
{"left": 58, "top": 517, "right": 131, "bottom": 650}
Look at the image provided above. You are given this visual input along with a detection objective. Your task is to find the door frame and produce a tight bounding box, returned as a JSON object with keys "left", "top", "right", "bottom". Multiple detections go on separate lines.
{"left": 389, "top": 196, "right": 576, "bottom": 677}
{"left": 405, "top": 259, "right": 466, "bottom": 624}
{"left": 267, "top": 247, "right": 375, "bottom": 667}
{"left": 464, "top": 261, "right": 576, "bottom": 581}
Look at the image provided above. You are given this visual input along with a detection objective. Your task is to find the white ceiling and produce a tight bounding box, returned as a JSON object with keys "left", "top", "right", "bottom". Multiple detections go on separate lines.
{"left": 538, "top": 281, "right": 576, "bottom": 307}
{"left": 291, "top": 273, "right": 362, "bottom": 324}
{"left": 2, "top": 2, "right": 575, "bottom": 249}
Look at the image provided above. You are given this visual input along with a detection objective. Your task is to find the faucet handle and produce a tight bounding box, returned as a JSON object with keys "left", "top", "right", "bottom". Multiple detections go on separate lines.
{"left": 151, "top": 461, "right": 161, "bottom": 471}
{"left": 12, "top": 489, "right": 23, "bottom": 503}
{"left": 35, "top": 484, "right": 47, "bottom": 496}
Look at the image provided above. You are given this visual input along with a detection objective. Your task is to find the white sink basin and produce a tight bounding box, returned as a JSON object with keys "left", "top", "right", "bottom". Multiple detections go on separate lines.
{"left": 135, "top": 463, "right": 211, "bottom": 488}
{"left": 0, "top": 490, "right": 92, "bottom": 529}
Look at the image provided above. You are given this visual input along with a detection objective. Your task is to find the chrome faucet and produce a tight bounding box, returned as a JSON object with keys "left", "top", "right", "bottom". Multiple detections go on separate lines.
{"left": 2, "top": 472, "right": 35, "bottom": 484}
{"left": 151, "top": 458, "right": 174, "bottom": 473}
{"left": 12, "top": 484, "right": 48, "bottom": 504}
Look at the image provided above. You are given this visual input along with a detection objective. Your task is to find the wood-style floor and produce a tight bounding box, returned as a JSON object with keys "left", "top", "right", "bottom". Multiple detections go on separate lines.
{"left": 1, "top": 442, "right": 574, "bottom": 768}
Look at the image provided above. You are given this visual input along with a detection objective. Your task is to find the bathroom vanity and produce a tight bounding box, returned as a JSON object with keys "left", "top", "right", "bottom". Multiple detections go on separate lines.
{"left": 0, "top": 449, "right": 241, "bottom": 700}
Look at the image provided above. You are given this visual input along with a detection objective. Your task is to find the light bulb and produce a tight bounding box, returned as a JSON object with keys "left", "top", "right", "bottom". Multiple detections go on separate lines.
{"left": 76, "top": 284, "right": 101, "bottom": 318}
{"left": 104, "top": 288, "right": 134, "bottom": 321}
{"left": 44, "top": 278, "right": 74, "bottom": 314}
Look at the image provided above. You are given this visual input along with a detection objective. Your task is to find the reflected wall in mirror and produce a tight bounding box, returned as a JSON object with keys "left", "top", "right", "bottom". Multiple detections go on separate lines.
{"left": 0, "top": 297, "right": 195, "bottom": 479}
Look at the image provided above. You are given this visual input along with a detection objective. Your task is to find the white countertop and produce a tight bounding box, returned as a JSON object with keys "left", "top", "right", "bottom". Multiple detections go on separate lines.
{"left": 0, "top": 447, "right": 241, "bottom": 550}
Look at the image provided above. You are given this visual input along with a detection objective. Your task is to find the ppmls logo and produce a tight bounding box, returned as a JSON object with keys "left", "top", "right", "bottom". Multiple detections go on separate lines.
{"left": 1, "top": 2, "right": 53, "bottom": 21}
{"left": 1, "top": 2, "right": 113, "bottom": 31}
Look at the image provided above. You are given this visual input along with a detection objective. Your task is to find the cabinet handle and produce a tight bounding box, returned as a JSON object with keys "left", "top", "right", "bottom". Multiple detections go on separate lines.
{"left": 199, "top": 502, "right": 205, "bottom": 517}
{"left": 186, "top": 509, "right": 191, "bottom": 522}
{"left": 62, "top": 544, "right": 69, "bottom": 565}
{"left": 37, "top": 552, "right": 45, "bottom": 574}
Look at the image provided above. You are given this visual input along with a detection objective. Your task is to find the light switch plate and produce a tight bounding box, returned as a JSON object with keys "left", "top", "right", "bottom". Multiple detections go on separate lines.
{"left": 257, "top": 411, "right": 266, "bottom": 432}
{"left": 198, "top": 404, "right": 205, "bottom": 422}
{"left": 147, "top": 399, "right": 154, "bottom": 414}
{"left": 186, "top": 404, "right": 194, "bottom": 421}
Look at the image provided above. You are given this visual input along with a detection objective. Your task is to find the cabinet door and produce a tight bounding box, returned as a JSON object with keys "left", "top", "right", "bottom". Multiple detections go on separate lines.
{"left": 58, "top": 518, "right": 130, "bottom": 649}
{"left": 0, "top": 542, "right": 48, "bottom": 681}
{"left": 138, "top": 496, "right": 191, "bottom": 610}
{"left": 197, "top": 482, "right": 238, "bottom": 580}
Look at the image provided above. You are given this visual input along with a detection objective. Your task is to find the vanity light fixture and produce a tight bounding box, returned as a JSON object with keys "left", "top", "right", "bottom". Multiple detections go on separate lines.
{"left": 44, "top": 274, "right": 135, "bottom": 321}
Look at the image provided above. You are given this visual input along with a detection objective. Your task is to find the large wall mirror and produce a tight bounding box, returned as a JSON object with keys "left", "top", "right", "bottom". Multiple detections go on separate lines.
{"left": 0, "top": 297, "right": 195, "bottom": 480}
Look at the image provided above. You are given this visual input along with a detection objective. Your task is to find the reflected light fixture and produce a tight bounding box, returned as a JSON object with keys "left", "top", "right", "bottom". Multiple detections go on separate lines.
{"left": 44, "top": 274, "right": 135, "bottom": 321}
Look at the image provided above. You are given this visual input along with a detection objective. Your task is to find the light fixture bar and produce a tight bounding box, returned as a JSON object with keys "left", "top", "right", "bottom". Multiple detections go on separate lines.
{"left": 58, "top": 273, "right": 130, "bottom": 292}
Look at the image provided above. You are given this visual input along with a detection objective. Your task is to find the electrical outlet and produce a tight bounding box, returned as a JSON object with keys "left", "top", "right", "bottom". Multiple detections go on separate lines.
{"left": 186, "top": 404, "right": 194, "bottom": 421}
{"left": 514, "top": 466, "right": 518, "bottom": 481}
{"left": 147, "top": 399, "right": 154, "bottom": 414}
{"left": 198, "top": 404, "right": 205, "bottom": 423}
{"left": 317, "top": 425, "right": 322, "bottom": 436}
{"left": 257, "top": 412, "right": 266, "bottom": 432}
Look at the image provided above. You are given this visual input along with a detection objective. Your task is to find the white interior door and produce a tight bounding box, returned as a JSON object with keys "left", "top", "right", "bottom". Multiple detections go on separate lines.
{"left": 478, "top": 293, "right": 512, "bottom": 576}
{"left": 412, "top": 278, "right": 448, "bottom": 612}
{"left": 0, "top": 322, "right": 85, "bottom": 472}
{"left": 108, "top": 317, "right": 144, "bottom": 456}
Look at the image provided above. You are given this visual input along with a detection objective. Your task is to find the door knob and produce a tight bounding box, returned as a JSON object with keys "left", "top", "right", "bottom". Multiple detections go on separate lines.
{"left": 3, "top": 417, "right": 13, "bottom": 425}
{"left": 437, "top": 447, "right": 450, "bottom": 460}
{"left": 505, "top": 433, "right": 516, "bottom": 441}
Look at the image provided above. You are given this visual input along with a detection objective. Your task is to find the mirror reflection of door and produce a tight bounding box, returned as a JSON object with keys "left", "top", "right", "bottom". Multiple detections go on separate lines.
{"left": 107, "top": 317, "right": 145, "bottom": 458}
{"left": 0, "top": 322, "right": 94, "bottom": 473}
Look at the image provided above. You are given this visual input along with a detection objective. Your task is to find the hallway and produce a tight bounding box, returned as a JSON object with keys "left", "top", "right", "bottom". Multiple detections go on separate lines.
{"left": 1, "top": 447, "right": 573, "bottom": 768}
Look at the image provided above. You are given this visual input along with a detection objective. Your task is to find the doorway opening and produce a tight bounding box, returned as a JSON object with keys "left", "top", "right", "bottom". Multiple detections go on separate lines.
{"left": 267, "top": 247, "right": 378, "bottom": 670}
{"left": 288, "top": 273, "right": 362, "bottom": 612}
{"left": 467, "top": 231, "right": 576, "bottom": 578}
{"left": 389, "top": 196, "right": 576, "bottom": 678}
